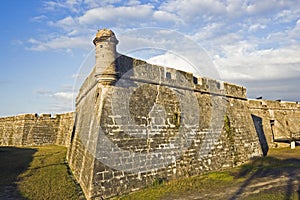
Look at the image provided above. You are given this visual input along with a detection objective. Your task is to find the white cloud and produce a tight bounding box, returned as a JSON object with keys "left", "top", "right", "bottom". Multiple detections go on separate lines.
{"left": 52, "top": 92, "right": 74, "bottom": 100}
{"left": 48, "top": 16, "right": 76, "bottom": 29}
{"left": 125, "top": 0, "right": 141, "bottom": 6}
{"left": 83, "top": 0, "right": 122, "bottom": 8}
{"left": 27, "top": 36, "right": 90, "bottom": 51}
{"left": 214, "top": 43, "right": 300, "bottom": 81}
{"left": 147, "top": 51, "right": 196, "bottom": 73}
{"left": 30, "top": 15, "right": 48, "bottom": 22}
{"left": 43, "top": 0, "right": 82, "bottom": 12}
{"left": 35, "top": 90, "right": 74, "bottom": 100}
{"left": 248, "top": 23, "right": 266, "bottom": 32}
{"left": 159, "top": 0, "right": 227, "bottom": 23}
{"left": 289, "top": 19, "right": 300, "bottom": 39}
{"left": 153, "top": 10, "right": 182, "bottom": 25}
{"left": 35, "top": 89, "right": 76, "bottom": 113}
{"left": 245, "top": 0, "right": 293, "bottom": 15}
{"left": 275, "top": 9, "right": 295, "bottom": 23}
{"left": 78, "top": 5, "right": 154, "bottom": 25}
{"left": 192, "top": 23, "right": 225, "bottom": 41}
{"left": 159, "top": 0, "right": 300, "bottom": 25}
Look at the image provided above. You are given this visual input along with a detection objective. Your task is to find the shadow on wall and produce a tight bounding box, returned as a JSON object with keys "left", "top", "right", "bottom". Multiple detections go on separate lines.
{"left": 0, "top": 147, "right": 37, "bottom": 199}
{"left": 251, "top": 114, "right": 269, "bottom": 156}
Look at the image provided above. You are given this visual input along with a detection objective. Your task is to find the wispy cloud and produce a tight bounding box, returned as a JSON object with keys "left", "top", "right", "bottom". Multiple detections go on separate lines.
{"left": 30, "top": 15, "right": 48, "bottom": 23}
{"left": 43, "top": 0, "right": 83, "bottom": 13}
{"left": 26, "top": 36, "right": 90, "bottom": 51}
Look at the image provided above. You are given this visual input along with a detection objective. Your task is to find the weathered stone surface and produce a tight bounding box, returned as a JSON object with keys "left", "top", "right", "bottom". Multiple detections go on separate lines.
{"left": 249, "top": 100, "right": 300, "bottom": 147}
{"left": 0, "top": 112, "right": 74, "bottom": 146}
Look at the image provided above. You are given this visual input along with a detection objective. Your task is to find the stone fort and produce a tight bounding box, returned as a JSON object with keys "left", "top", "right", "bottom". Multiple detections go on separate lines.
{"left": 1, "top": 29, "right": 300, "bottom": 199}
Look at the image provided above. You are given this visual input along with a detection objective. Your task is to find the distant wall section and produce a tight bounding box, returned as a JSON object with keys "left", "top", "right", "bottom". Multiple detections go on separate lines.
{"left": 0, "top": 112, "right": 74, "bottom": 146}
{"left": 249, "top": 100, "right": 300, "bottom": 147}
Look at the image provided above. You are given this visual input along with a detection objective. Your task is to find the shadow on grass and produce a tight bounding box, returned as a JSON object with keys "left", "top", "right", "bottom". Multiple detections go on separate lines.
{"left": 229, "top": 156, "right": 300, "bottom": 200}
{"left": 0, "top": 147, "right": 37, "bottom": 200}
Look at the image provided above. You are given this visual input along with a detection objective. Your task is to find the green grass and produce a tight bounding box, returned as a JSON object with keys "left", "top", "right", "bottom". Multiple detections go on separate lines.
{"left": 0, "top": 145, "right": 85, "bottom": 200}
{"left": 116, "top": 171, "right": 240, "bottom": 200}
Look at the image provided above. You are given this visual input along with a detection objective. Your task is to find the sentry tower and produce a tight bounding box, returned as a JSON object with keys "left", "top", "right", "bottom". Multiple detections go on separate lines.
{"left": 93, "top": 29, "right": 118, "bottom": 85}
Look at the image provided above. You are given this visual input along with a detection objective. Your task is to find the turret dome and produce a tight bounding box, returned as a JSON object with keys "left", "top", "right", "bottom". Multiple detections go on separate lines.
{"left": 93, "top": 28, "right": 118, "bottom": 45}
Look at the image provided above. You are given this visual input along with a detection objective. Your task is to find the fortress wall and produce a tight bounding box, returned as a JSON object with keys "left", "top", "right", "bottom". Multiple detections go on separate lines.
{"left": 0, "top": 112, "right": 74, "bottom": 146}
{"left": 249, "top": 100, "right": 300, "bottom": 147}
{"left": 22, "top": 114, "right": 60, "bottom": 146}
{"left": 68, "top": 54, "right": 262, "bottom": 199}
{"left": 67, "top": 67, "right": 100, "bottom": 198}
{"left": 56, "top": 112, "right": 75, "bottom": 146}
{"left": 76, "top": 67, "right": 97, "bottom": 106}
{"left": 0, "top": 115, "right": 24, "bottom": 146}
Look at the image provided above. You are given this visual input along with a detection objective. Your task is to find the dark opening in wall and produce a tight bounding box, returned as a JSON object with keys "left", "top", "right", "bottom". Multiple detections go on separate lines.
{"left": 95, "top": 92, "right": 99, "bottom": 102}
{"left": 216, "top": 82, "right": 221, "bottom": 89}
{"left": 193, "top": 77, "right": 198, "bottom": 84}
{"left": 270, "top": 119, "right": 275, "bottom": 142}
{"left": 252, "top": 114, "right": 269, "bottom": 156}
{"left": 166, "top": 72, "right": 172, "bottom": 79}
{"left": 70, "top": 115, "right": 77, "bottom": 145}
{"left": 173, "top": 112, "right": 181, "bottom": 128}
{"left": 99, "top": 45, "right": 103, "bottom": 48}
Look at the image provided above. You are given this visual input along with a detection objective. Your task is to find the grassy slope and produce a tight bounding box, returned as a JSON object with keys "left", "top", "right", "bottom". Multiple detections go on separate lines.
{"left": 0, "top": 145, "right": 85, "bottom": 200}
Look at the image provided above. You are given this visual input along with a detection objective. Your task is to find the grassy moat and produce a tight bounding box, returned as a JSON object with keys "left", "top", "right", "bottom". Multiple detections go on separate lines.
{"left": 1, "top": 146, "right": 300, "bottom": 200}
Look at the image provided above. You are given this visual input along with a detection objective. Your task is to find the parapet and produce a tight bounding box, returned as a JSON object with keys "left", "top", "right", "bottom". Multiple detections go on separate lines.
{"left": 114, "top": 54, "right": 247, "bottom": 100}
{"left": 249, "top": 99, "right": 300, "bottom": 110}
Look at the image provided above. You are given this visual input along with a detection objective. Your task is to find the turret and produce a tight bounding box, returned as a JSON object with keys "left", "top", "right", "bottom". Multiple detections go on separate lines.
{"left": 93, "top": 29, "right": 118, "bottom": 85}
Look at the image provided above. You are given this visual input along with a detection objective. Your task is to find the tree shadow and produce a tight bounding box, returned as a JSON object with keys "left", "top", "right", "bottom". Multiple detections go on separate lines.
{"left": 0, "top": 147, "right": 37, "bottom": 200}
{"left": 229, "top": 156, "right": 300, "bottom": 199}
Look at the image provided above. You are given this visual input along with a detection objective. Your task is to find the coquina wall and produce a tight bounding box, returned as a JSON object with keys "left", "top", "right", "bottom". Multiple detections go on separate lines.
{"left": 67, "top": 52, "right": 263, "bottom": 199}
{"left": 249, "top": 100, "right": 300, "bottom": 149}
{"left": 0, "top": 112, "right": 74, "bottom": 146}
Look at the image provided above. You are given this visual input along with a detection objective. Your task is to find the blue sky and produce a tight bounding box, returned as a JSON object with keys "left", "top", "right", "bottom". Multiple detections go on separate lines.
{"left": 0, "top": 0, "right": 300, "bottom": 117}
